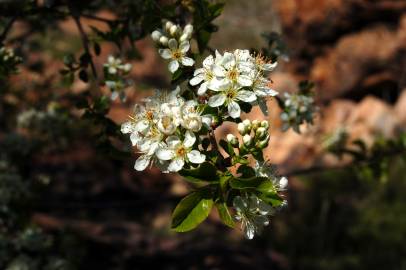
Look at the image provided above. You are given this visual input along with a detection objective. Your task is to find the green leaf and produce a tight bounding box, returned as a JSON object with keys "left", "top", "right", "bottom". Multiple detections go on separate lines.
{"left": 197, "top": 29, "right": 211, "bottom": 53}
{"left": 209, "top": 2, "right": 225, "bottom": 18}
{"left": 179, "top": 162, "right": 219, "bottom": 182}
{"left": 216, "top": 202, "right": 235, "bottom": 228}
{"left": 171, "top": 189, "right": 214, "bottom": 232}
{"left": 256, "top": 180, "right": 277, "bottom": 194}
{"left": 237, "top": 165, "right": 256, "bottom": 178}
{"left": 230, "top": 177, "right": 269, "bottom": 190}
{"left": 259, "top": 193, "right": 284, "bottom": 207}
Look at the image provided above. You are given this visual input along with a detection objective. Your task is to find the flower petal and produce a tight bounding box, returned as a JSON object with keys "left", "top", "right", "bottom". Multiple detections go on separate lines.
{"left": 156, "top": 148, "right": 175, "bottom": 160}
{"left": 237, "top": 74, "right": 253, "bottom": 87}
{"left": 130, "top": 132, "right": 141, "bottom": 146}
{"left": 181, "top": 57, "right": 194, "bottom": 66}
{"left": 179, "top": 41, "right": 190, "bottom": 53}
{"left": 183, "top": 131, "right": 196, "bottom": 148}
{"left": 187, "top": 150, "right": 206, "bottom": 164}
{"left": 228, "top": 100, "right": 241, "bottom": 118}
{"left": 168, "top": 158, "right": 185, "bottom": 172}
{"left": 233, "top": 196, "right": 247, "bottom": 211}
{"left": 134, "top": 155, "right": 151, "bottom": 171}
{"left": 168, "top": 60, "right": 179, "bottom": 73}
{"left": 168, "top": 38, "right": 178, "bottom": 50}
{"left": 190, "top": 75, "right": 204, "bottom": 86}
{"left": 202, "top": 55, "right": 214, "bottom": 68}
{"left": 236, "top": 90, "right": 257, "bottom": 103}
{"left": 159, "top": 49, "right": 172, "bottom": 59}
{"left": 208, "top": 93, "right": 226, "bottom": 107}
{"left": 166, "top": 136, "right": 181, "bottom": 148}
{"left": 121, "top": 121, "right": 136, "bottom": 134}
{"left": 197, "top": 82, "right": 208, "bottom": 95}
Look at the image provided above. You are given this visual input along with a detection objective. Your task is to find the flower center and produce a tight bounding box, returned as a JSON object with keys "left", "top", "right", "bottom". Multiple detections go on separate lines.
{"left": 176, "top": 146, "right": 186, "bottom": 156}
{"left": 225, "top": 87, "right": 237, "bottom": 99}
{"left": 172, "top": 50, "right": 182, "bottom": 60}
{"left": 227, "top": 69, "right": 238, "bottom": 81}
{"left": 146, "top": 110, "right": 154, "bottom": 121}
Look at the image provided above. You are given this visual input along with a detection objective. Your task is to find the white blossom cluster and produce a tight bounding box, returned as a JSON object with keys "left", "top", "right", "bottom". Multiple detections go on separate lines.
{"left": 280, "top": 92, "right": 316, "bottom": 133}
{"left": 190, "top": 50, "right": 278, "bottom": 118}
{"left": 121, "top": 87, "right": 212, "bottom": 172}
{"left": 0, "top": 46, "right": 22, "bottom": 74}
{"left": 233, "top": 194, "right": 274, "bottom": 239}
{"left": 103, "top": 55, "right": 133, "bottom": 101}
{"left": 152, "top": 20, "right": 194, "bottom": 73}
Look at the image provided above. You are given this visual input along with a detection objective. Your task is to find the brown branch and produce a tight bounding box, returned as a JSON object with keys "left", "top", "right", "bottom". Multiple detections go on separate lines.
{"left": 69, "top": 8, "right": 98, "bottom": 80}
{"left": 0, "top": 17, "right": 17, "bottom": 43}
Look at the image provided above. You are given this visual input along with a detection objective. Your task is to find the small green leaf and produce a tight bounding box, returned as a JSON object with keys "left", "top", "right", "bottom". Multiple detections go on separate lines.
{"left": 259, "top": 193, "right": 284, "bottom": 207}
{"left": 237, "top": 165, "right": 256, "bottom": 178}
{"left": 171, "top": 189, "right": 214, "bottom": 232}
{"left": 230, "top": 177, "right": 269, "bottom": 190}
{"left": 179, "top": 162, "right": 219, "bottom": 182}
{"left": 257, "top": 180, "right": 277, "bottom": 194}
{"left": 216, "top": 202, "right": 235, "bottom": 228}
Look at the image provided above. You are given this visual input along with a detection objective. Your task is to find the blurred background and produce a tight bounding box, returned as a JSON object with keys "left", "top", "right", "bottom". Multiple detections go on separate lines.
{"left": 1, "top": 0, "right": 406, "bottom": 269}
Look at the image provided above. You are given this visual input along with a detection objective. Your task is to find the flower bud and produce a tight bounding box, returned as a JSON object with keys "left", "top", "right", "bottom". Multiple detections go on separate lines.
{"left": 169, "top": 25, "right": 179, "bottom": 36}
{"left": 159, "top": 36, "right": 168, "bottom": 46}
{"left": 227, "top": 134, "right": 238, "bottom": 147}
{"left": 252, "top": 120, "right": 260, "bottom": 130}
{"left": 184, "top": 24, "right": 193, "bottom": 35}
{"left": 261, "top": 120, "right": 269, "bottom": 129}
{"left": 256, "top": 139, "right": 269, "bottom": 149}
{"left": 279, "top": 177, "right": 288, "bottom": 189}
{"left": 179, "top": 33, "right": 189, "bottom": 42}
{"left": 237, "top": 122, "right": 247, "bottom": 135}
{"left": 151, "top": 30, "right": 162, "bottom": 42}
{"left": 243, "top": 134, "right": 253, "bottom": 147}
{"left": 242, "top": 119, "right": 252, "bottom": 131}
{"left": 165, "top": 21, "right": 174, "bottom": 32}
{"left": 255, "top": 127, "right": 267, "bottom": 140}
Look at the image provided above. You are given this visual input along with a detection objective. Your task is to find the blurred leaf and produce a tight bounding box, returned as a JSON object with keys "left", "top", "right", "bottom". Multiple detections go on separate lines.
{"left": 171, "top": 189, "right": 213, "bottom": 232}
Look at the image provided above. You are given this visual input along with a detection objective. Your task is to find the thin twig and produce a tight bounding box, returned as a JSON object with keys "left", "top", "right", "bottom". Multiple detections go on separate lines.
{"left": 69, "top": 9, "right": 98, "bottom": 80}
{"left": 0, "top": 17, "right": 17, "bottom": 43}
{"left": 81, "top": 13, "right": 123, "bottom": 24}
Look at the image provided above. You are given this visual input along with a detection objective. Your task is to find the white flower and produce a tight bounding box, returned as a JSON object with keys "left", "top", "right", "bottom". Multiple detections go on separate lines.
{"left": 233, "top": 195, "right": 273, "bottom": 239}
{"left": 104, "top": 55, "right": 122, "bottom": 74}
{"left": 189, "top": 55, "right": 217, "bottom": 95}
{"left": 254, "top": 160, "right": 288, "bottom": 191}
{"left": 180, "top": 100, "right": 212, "bottom": 132}
{"left": 207, "top": 82, "right": 256, "bottom": 118}
{"left": 156, "top": 131, "right": 206, "bottom": 172}
{"left": 159, "top": 39, "right": 194, "bottom": 73}
{"left": 209, "top": 51, "right": 253, "bottom": 89}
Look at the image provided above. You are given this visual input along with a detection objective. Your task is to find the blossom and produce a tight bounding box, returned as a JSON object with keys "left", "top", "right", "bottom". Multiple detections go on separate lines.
{"left": 159, "top": 39, "right": 194, "bottom": 73}
{"left": 189, "top": 55, "right": 217, "bottom": 95}
{"left": 208, "top": 82, "right": 256, "bottom": 118}
{"left": 209, "top": 51, "right": 253, "bottom": 89}
{"left": 233, "top": 195, "right": 273, "bottom": 239}
{"left": 156, "top": 131, "right": 206, "bottom": 172}
{"left": 254, "top": 160, "right": 288, "bottom": 191}
{"left": 180, "top": 100, "right": 212, "bottom": 131}
{"left": 280, "top": 92, "right": 316, "bottom": 132}
{"left": 104, "top": 55, "right": 131, "bottom": 75}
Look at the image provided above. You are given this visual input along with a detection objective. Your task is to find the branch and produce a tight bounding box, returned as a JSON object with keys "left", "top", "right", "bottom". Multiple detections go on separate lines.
{"left": 0, "top": 17, "right": 17, "bottom": 43}
{"left": 69, "top": 9, "right": 98, "bottom": 80}
{"left": 285, "top": 147, "right": 405, "bottom": 177}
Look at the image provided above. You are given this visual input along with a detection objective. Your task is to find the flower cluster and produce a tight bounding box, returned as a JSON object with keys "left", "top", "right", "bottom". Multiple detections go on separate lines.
{"left": 121, "top": 87, "right": 211, "bottom": 172}
{"left": 280, "top": 92, "right": 316, "bottom": 133}
{"left": 233, "top": 194, "right": 274, "bottom": 239}
{"left": 152, "top": 20, "right": 194, "bottom": 73}
{"left": 0, "top": 46, "right": 22, "bottom": 76}
{"left": 103, "top": 55, "right": 133, "bottom": 101}
{"left": 191, "top": 50, "right": 278, "bottom": 118}
{"left": 119, "top": 20, "right": 307, "bottom": 240}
